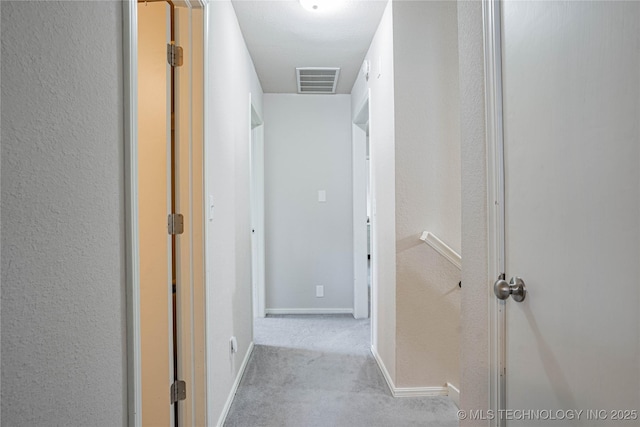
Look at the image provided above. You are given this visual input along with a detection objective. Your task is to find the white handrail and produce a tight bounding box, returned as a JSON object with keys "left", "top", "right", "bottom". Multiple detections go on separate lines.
{"left": 419, "top": 231, "right": 461, "bottom": 270}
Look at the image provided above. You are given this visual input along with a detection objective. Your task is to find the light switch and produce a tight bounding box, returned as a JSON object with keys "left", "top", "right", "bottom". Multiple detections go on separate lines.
{"left": 209, "top": 195, "right": 214, "bottom": 221}
{"left": 318, "top": 190, "right": 326, "bottom": 203}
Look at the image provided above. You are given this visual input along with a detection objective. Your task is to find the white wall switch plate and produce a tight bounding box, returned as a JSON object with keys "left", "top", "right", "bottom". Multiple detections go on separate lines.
{"left": 316, "top": 285, "right": 324, "bottom": 297}
{"left": 318, "top": 190, "right": 326, "bottom": 203}
{"left": 230, "top": 336, "right": 238, "bottom": 354}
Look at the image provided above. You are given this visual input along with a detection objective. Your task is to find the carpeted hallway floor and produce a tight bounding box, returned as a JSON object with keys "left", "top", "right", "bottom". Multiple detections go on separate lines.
{"left": 224, "top": 315, "right": 459, "bottom": 427}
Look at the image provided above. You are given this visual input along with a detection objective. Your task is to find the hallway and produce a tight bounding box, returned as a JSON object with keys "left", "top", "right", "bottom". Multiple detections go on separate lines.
{"left": 224, "top": 315, "right": 459, "bottom": 426}
{"left": 4, "top": 2, "right": 640, "bottom": 426}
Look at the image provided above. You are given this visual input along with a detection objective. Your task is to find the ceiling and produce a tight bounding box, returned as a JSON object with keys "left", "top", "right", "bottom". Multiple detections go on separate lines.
{"left": 231, "top": 0, "right": 388, "bottom": 94}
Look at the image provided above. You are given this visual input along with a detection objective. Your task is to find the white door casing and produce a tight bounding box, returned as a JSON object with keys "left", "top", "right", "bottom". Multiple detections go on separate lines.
{"left": 488, "top": 1, "right": 640, "bottom": 425}
{"left": 175, "top": 3, "right": 207, "bottom": 426}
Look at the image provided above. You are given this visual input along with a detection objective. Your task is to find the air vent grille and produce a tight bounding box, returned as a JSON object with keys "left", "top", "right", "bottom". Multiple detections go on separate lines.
{"left": 296, "top": 67, "right": 340, "bottom": 94}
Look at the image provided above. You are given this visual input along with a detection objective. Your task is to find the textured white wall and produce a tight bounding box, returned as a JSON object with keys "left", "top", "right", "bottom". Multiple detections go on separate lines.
{"left": 392, "top": 0, "right": 461, "bottom": 389}
{"left": 205, "top": 1, "right": 263, "bottom": 423}
{"left": 351, "top": 0, "right": 397, "bottom": 383}
{"left": 352, "top": 0, "right": 461, "bottom": 390}
{"left": 264, "top": 94, "right": 353, "bottom": 312}
{"left": 457, "top": 1, "right": 490, "bottom": 423}
{"left": 1, "top": 1, "right": 127, "bottom": 426}
{"left": 393, "top": 1, "right": 461, "bottom": 255}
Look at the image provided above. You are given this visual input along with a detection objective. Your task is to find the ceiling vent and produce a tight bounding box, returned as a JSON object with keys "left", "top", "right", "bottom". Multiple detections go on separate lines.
{"left": 296, "top": 67, "right": 340, "bottom": 94}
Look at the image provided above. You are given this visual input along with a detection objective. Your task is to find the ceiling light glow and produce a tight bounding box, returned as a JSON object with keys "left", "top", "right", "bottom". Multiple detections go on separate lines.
{"left": 299, "top": 0, "right": 344, "bottom": 13}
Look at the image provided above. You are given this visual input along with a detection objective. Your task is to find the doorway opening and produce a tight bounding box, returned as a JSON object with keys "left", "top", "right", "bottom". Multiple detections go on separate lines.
{"left": 353, "top": 93, "right": 375, "bottom": 345}
{"left": 125, "top": 1, "right": 207, "bottom": 426}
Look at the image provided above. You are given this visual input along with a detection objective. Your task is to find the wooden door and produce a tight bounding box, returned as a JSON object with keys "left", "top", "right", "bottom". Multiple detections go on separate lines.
{"left": 138, "top": 2, "right": 173, "bottom": 426}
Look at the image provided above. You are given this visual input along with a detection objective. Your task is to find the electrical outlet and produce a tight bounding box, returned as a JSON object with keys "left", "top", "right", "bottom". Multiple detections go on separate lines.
{"left": 316, "top": 285, "right": 324, "bottom": 298}
{"left": 230, "top": 336, "right": 238, "bottom": 354}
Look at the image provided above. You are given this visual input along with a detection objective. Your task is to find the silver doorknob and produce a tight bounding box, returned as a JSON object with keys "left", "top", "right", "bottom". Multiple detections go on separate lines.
{"left": 494, "top": 277, "right": 526, "bottom": 302}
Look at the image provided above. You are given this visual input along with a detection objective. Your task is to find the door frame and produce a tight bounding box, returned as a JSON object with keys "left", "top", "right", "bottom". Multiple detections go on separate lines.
{"left": 483, "top": 0, "right": 507, "bottom": 425}
{"left": 352, "top": 93, "right": 370, "bottom": 321}
{"left": 123, "top": 1, "right": 208, "bottom": 425}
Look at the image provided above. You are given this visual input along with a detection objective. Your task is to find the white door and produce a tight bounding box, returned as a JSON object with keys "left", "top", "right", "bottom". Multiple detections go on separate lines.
{"left": 251, "top": 126, "right": 260, "bottom": 317}
{"left": 250, "top": 109, "right": 265, "bottom": 318}
{"left": 500, "top": 1, "right": 639, "bottom": 425}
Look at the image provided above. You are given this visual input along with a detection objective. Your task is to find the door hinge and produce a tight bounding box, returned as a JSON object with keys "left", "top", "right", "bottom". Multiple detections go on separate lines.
{"left": 168, "top": 213, "right": 184, "bottom": 235}
{"left": 170, "top": 380, "right": 186, "bottom": 404}
{"left": 167, "top": 43, "right": 183, "bottom": 67}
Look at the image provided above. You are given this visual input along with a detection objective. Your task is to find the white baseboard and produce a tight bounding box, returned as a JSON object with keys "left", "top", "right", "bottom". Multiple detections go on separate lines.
{"left": 371, "top": 345, "right": 396, "bottom": 395}
{"left": 265, "top": 308, "right": 354, "bottom": 315}
{"left": 370, "top": 345, "right": 450, "bottom": 398}
{"left": 216, "top": 341, "right": 254, "bottom": 427}
{"left": 394, "top": 386, "right": 449, "bottom": 397}
{"left": 447, "top": 382, "right": 460, "bottom": 407}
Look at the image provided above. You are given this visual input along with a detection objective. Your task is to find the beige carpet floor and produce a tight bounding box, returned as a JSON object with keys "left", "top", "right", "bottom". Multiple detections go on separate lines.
{"left": 224, "top": 314, "right": 459, "bottom": 427}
